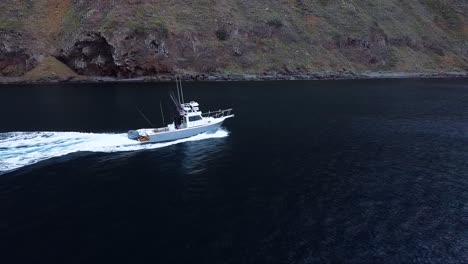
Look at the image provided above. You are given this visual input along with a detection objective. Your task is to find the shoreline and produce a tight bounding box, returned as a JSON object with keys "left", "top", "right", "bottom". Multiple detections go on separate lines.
{"left": 1, "top": 71, "right": 467, "bottom": 84}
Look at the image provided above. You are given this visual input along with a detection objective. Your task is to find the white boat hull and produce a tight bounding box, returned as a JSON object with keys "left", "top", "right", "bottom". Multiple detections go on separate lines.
{"left": 128, "top": 115, "right": 233, "bottom": 143}
{"left": 144, "top": 120, "right": 224, "bottom": 143}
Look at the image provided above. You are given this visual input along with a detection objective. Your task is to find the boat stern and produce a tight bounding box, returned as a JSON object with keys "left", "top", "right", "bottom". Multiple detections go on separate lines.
{"left": 128, "top": 130, "right": 141, "bottom": 140}
{"left": 128, "top": 130, "right": 151, "bottom": 143}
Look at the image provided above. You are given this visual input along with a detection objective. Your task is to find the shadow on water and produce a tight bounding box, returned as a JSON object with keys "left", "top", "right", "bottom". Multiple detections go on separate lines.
{"left": 179, "top": 137, "right": 231, "bottom": 202}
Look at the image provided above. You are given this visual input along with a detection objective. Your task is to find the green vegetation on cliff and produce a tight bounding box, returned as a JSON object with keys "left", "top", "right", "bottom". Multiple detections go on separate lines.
{"left": 1, "top": 0, "right": 467, "bottom": 78}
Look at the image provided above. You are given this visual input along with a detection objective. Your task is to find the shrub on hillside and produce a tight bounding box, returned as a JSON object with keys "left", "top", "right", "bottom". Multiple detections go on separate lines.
{"left": 216, "top": 28, "right": 228, "bottom": 41}
{"left": 267, "top": 18, "right": 283, "bottom": 28}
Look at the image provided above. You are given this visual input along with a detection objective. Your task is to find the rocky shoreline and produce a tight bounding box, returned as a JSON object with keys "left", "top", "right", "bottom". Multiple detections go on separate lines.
{"left": 1, "top": 71, "right": 467, "bottom": 84}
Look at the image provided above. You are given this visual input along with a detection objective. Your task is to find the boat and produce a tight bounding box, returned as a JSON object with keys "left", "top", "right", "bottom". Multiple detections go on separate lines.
{"left": 127, "top": 77, "right": 234, "bottom": 143}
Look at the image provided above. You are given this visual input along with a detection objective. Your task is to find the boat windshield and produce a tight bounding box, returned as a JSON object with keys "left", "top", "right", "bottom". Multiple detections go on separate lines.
{"left": 189, "top": 115, "right": 203, "bottom": 122}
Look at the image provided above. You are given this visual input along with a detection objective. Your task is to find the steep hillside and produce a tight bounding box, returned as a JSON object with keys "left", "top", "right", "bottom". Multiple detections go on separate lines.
{"left": 1, "top": 0, "right": 467, "bottom": 79}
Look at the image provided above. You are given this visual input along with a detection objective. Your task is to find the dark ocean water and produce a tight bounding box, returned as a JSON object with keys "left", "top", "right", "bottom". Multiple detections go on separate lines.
{"left": 1, "top": 78, "right": 468, "bottom": 263}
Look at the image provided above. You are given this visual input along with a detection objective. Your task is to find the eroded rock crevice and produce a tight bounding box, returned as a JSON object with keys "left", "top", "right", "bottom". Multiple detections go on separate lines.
{"left": 58, "top": 30, "right": 176, "bottom": 77}
{"left": 0, "top": 31, "right": 37, "bottom": 77}
{"left": 59, "top": 32, "right": 118, "bottom": 76}
{"left": 110, "top": 30, "right": 173, "bottom": 77}
{"left": 331, "top": 25, "right": 391, "bottom": 68}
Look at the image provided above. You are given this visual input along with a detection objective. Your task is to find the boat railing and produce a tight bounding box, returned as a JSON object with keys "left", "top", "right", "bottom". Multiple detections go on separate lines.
{"left": 202, "top": 108, "right": 233, "bottom": 118}
{"left": 152, "top": 127, "right": 170, "bottom": 133}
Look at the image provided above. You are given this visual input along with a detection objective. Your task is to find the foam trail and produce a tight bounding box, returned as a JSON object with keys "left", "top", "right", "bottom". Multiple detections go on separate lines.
{"left": 0, "top": 129, "right": 229, "bottom": 173}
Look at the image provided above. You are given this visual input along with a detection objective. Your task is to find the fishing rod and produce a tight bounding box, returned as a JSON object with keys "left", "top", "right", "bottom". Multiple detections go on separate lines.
{"left": 169, "top": 90, "right": 182, "bottom": 112}
{"left": 179, "top": 75, "right": 185, "bottom": 104}
{"left": 176, "top": 75, "right": 181, "bottom": 104}
{"left": 135, "top": 106, "right": 155, "bottom": 127}
{"left": 159, "top": 101, "right": 165, "bottom": 126}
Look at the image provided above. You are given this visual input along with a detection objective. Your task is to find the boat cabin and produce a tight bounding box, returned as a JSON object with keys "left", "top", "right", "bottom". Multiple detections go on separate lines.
{"left": 174, "top": 101, "right": 206, "bottom": 129}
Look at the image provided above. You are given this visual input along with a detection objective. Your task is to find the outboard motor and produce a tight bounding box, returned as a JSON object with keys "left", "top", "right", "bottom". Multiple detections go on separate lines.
{"left": 128, "top": 130, "right": 140, "bottom": 140}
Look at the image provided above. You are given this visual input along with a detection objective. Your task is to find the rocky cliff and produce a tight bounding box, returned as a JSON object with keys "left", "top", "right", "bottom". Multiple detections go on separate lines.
{"left": 1, "top": 0, "right": 467, "bottom": 80}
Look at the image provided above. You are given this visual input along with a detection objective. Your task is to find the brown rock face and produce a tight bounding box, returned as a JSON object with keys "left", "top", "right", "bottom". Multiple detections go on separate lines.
{"left": 104, "top": 29, "right": 173, "bottom": 77}
{"left": 58, "top": 29, "right": 173, "bottom": 77}
{"left": 0, "top": 31, "right": 37, "bottom": 77}
{"left": 1, "top": 0, "right": 467, "bottom": 77}
{"left": 59, "top": 33, "right": 118, "bottom": 76}
{"left": 332, "top": 25, "right": 390, "bottom": 68}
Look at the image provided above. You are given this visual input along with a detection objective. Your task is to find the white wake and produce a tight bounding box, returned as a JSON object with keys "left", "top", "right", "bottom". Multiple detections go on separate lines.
{"left": 0, "top": 129, "right": 229, "bottom": 173}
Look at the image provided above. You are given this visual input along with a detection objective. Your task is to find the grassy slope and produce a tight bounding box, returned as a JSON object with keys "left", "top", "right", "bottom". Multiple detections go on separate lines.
{"left": 23, "top": 56, "right": 77, "bottom": 81}
{"left": 2, "top": 0, "right": 467, "bottom": 76}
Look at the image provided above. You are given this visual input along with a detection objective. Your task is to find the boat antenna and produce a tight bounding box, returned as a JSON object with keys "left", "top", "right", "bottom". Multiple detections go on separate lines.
{"left": 136, "top": 106, "right": 155, "bottom": 127}
{"left": 159, "top": 101, "right": 165, "bottom": 125}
